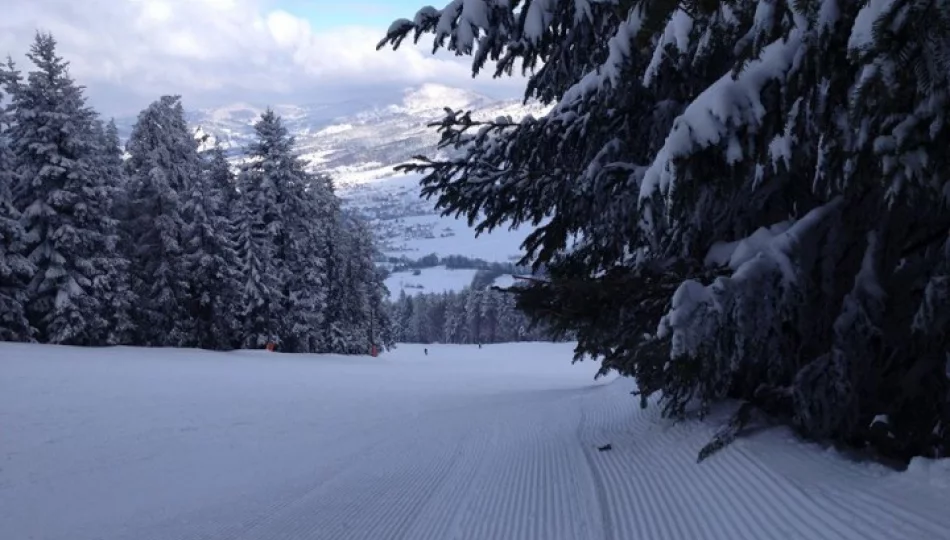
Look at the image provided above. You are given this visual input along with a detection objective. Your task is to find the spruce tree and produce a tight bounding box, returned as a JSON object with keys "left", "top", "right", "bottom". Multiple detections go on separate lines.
{"left": 381, "top": 0, "right": 950, "bottom": 459}
{"left": 495, "top": 292, "right": 522, "bottom": 342}
{"left": 90, "top": 118, "right": 135, "bottom": 344}
{"left": 322, "top": 214, "right": 392, "bottom": 354}
{"left": 235, "top": 110, "right": 330, "bottom": 351}
{"left": 478, "top": 290, "right": 499, "bottom": 344}
{"left": 464, "top": 288, "right": 483, "bottom": 345}
{"left": 233, "top": 173, "right": 281, "bottom": 349}
{"left": 125, "top": 95, "right": 198, "bottom": 346}
{"left": 395, "top": 290, "right": 414, "bottom": 342}
{"left": 284, "top": 173, "right": 333, "bottom": 353}
{"left": 8, "top": 34, "right": 124, "bottom": 345}
{"left": 206, "top": 145, "right": 237, "bottom": 218}
{"left": 442, "top": 291, "right": 464, "bottom": 343}
{"left": 321, "top": 216, "right": 351, "bottom": 352}
{"left": 0, "top": 58, "right": 33, "bottom": 342}
{"left": 181, "top": 145, "right": 242, "bottom": 350}
{"left": 410, "top": 294, "right": 431, "bottom": 344}
{"left": 350, "top": 218, "right": 394, "bottom": 352}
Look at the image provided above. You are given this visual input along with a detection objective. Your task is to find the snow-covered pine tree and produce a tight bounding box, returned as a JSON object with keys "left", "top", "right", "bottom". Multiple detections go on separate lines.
{"left": 206, "top": 144, "right": 237, "bottom": 219}
{"left": 235, "top": 110, "right": 331, "bottom": 351}
{"left": 200, "top": 144, "right": 242, "bottom": 349}
{"left": 233, "top": 171, "right": 280, "bottom": 350}
{"left": 0, "top": 58, "right": 33, "bottom": 342}
{"left": 478, "top": 289, "right": 500, "bottom": 344}
{"left": 102, "top": 118, "right": 132, "bottom": 241}
{"left": 442, "top": 291, "right": 465, "bottom": 343}
{"left": 125, "top": 95, "right": 199, "bottom": 346}
{"left": 8, "top": 34, "right": 126, "bottom": 345}
{"left": 375, "top": 288, "right": 397, "bottom": 351}
{"left": 395, "top": 289, "right": 414, "bottom": 342}
{"left": 410, "top": 293, "right": 432, "bottom": 344}
{"left": 90, "top": 118, "right": 135, "bottom": 344}
{"left": 344, "top": 217, "right": 393, "bottom": 352}
{"left": 285, "top": 172, "right": 334, "bottom": 353}
{"left": 359, "top": 224, "right": 395, "bottom": 351}
{"left": 180, "top": 144, "right": 243, "bottom": 350}
{"left": 426, "top": 292, "right": 448, "bottom": 343}
{"left": 322, "top": 213, "right": 393, "bottom": 354}
{"left": 322, "top": 219, "right": 351, "bottom": 352}
{"left": 234, "top": 173, "right": 282, "bottom": 348}
{"left": 463, "top": 288, "right": 483, "bottom": 345}
{"left": 495, "top": 291, "right": 522, "bottom": 342}
{"left": 380, "top": 0, "right": 950, "bottom": 460}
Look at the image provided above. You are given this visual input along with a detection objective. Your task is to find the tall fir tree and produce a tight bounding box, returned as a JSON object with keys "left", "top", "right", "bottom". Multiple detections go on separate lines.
{"left": 125, "top": 95, "right": 198, "bottom": 346}
{"left": 396, "top": 290, "right": 415, "bottom": 342}
{"left": 90, "top": 118, "right": 135, "bottom": 344}
{"left": 0, "top": 58, "right": 33, "bottom": 342}
{"left": 441, "top": 291, "right": 464, "bottom": 343}
{"left": 235, "top": 110, "right": 330, "bottom": 351}
{"left": 233, "top": 175, "right": 281, "bottom": 349}
{"left": 410, "top": 294, "right": 431, "bottom": 344}
{"left": 464, "top": 288, "right": 483, "bottom": 345}
{"left": 206, "top": 145, "right": 237, "bottom": 218}
{"left": 283, "top": 173, "right": 333, "bottom": 353}
{"left": 344, "top": 217, "right": 393, "bottom": 353}
{"left": 8, "top": 34, "right": 125, "bottom": 345}
{"left": 180, "top": 144, "right": 243, "bottom": 350}
{"left": 381, "top": 0, "right": 950, "bottom": 460}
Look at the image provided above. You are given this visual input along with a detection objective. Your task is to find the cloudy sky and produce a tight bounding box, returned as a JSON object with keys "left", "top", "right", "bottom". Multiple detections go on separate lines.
{"left": 1, "top": 0, "right": 525, "bottom": 117}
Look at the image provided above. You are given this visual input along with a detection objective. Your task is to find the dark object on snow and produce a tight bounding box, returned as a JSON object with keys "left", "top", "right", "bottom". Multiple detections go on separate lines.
{"left": 478, "top": 343, "right": 482, "bottom": 349}
{"left": 597, "top": 444, "right": 612, "bottom": 452}
{"left": 697, "top": 402, "right": 755, "bottom": 463}
{"left": 424, "top": 348, "right": 428, "bottom": 356}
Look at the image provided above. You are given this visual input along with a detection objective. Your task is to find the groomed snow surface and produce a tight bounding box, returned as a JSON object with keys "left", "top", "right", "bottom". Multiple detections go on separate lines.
{"left": 2, "top": 342, "right": 948, "bottom": 540}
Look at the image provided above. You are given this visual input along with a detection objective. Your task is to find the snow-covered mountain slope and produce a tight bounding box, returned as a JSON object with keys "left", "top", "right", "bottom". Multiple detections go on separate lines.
{"left": 117, "top": 85, "right": 546, "bottom": 265}
{"left": 2, "top": 342, "right": 947, "bottom": 540}
{"left": 131, "top": 84, "right": 548, "bottom": 186}
{"left": 341, "top": 173, "right": 532, "bottom": 263}
{"left": 383, "top": 265, "right": 484, "bottom": 298}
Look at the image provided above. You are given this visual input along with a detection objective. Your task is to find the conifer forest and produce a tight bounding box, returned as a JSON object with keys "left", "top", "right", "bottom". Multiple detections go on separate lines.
{"left": 3, "top": 2, "right": 950, "bottom": 538}
{"left": 0, "top": 34, "right": 393, "bottom": 355}
{"left": 379, "top": 0, "right": 950, "bottom": 462}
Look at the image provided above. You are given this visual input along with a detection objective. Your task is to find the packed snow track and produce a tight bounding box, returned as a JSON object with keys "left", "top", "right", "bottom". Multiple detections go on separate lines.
{"left": 2, "top": 342, "right": 948, "bottom": 540}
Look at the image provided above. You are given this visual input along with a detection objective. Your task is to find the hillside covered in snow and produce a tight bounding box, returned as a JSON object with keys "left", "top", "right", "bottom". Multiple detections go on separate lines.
{"left": 2, "top": 342, "right": 948, "bottom": 540}
{"left": 119, "top": 84, "right": 550, "bottom": 186}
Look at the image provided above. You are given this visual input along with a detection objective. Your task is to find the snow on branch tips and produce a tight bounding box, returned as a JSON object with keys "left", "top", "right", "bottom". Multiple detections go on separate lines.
{"left": 639, "top": 28, "right": 804, "bottom": 203}
{"left": 555, "top": 6, "right": 645, "bottom": 111}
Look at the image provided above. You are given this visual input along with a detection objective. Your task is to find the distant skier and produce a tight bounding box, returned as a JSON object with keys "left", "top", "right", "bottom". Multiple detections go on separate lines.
{"left": 478, "top": 343, "right": 482, "bottom": 349}
{"left": 424, "top": 348, "right": 428, "bottom": 356}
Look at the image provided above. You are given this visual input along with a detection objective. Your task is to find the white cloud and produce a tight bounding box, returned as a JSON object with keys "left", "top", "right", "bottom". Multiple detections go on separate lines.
{"left": 142, "top": 1, "right": 173, "bottom": 23}
{"left": 0, "top": 0, "right": 526, "bottom": 116}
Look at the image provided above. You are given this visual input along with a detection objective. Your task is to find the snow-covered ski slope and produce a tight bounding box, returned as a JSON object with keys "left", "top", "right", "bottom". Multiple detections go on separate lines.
{"left": 1, "top": 342, "right": 948, "bottom": 540}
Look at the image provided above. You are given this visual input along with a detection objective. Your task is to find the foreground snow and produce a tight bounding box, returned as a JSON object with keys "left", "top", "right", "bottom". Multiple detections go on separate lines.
{"left": 1, "top": 342, "right": 947, "bottom": 540}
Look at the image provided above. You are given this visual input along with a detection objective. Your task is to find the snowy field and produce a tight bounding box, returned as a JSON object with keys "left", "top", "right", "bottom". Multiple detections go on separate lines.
{"left": 383, "top": 266, "right": 479, "bottom": 298}
{"left": 340, "top": 174, "right": 534, "bottom": 263}
{"left": 1, "top": 342, "right": 948, "bottom": 540}
{"left": 383, "top": 213, "right": 529, "bottom": 262}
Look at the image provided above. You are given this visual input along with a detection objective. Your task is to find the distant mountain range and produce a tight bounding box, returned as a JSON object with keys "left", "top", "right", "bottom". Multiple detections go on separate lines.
{"left": 115, "top": 84, "right": 548, "bottom": 265}
{"left": 119, "top": 84, "right": 550, "bottom": 186}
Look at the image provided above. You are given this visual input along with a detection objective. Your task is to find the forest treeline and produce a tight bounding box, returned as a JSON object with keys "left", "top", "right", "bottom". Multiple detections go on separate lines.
{"left": 0, "top": 34, "right": 392, "bottom": 353}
